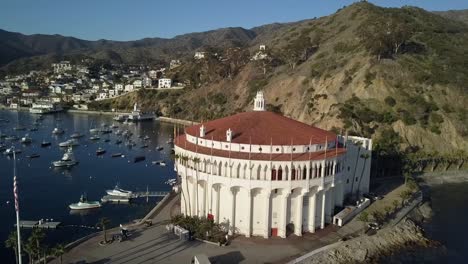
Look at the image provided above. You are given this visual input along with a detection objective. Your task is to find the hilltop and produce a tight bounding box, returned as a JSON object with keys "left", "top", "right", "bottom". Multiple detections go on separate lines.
{"left": 2, "top": 2, "right": 468, "bottom": 157}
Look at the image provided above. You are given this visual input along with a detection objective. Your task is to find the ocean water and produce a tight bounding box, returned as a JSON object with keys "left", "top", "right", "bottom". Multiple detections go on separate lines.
{"left": 0, "top": 110, "right": 176, "bottom": 262}
{"left": 426, "top": 182, "right": 468, "bottom": 263}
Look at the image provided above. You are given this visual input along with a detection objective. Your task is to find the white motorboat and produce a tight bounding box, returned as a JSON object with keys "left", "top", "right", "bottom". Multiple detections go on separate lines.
{"left": 59, "top": 139, "right": 79, "bottom": 147}
{"left": 52, "top": 127, "right": 64, "bottom": 134}
{"left": 89, "top": 128, "right": 100, "bottom": 134}
{"left": 52, "top": 147, "right": 78, "bottom": 167}
{"left": 106, "top": 185, "right": 134, "bottom": 198}
{"left": 21, "top": 134, "right": 32, "bottom": 144}
{"left": 152, "top": 160, "right": 166, "bottom": 166}
{"left": 69, "top": 195, "right": 101, "bottom": 210}
{"left": 89, "top": 135, "right": 100, "bottom": 141}
{"left": 127, "top": 103, "right": 155, "bottom": 122}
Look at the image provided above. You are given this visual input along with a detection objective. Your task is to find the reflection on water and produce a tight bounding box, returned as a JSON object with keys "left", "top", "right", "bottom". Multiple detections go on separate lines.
{"left": 0, "top": 110, "right": 176, "bottom": 262}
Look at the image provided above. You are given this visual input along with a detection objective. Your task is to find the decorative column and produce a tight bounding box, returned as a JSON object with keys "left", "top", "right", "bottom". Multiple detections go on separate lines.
{"left": 279, "top": 193, "right": 290, "bottom": 238}
{"left": 308, "top": 193, "right": 316, "bottom": 233}
{"left": 321, "top": 189, "right": 327, "bottom": 229}
{"left": 327, "top": 187, "right": 334, "bottom": 223}
{"left": 246, "top": 191, "right": 252, "bottom": 237}
{"left": 295, "top": 194, "right": 304, "bottom": 236}
{"left": 192, "top": 178, "right": 197, "bottom": 216}
{"left": 229, "top": 188, "right": 236, "bottom": 235}
{"left": 263, "top": 191, "right": 271, "bottom": 238}
{"left": 207, "top": 183, "right": 212, "bottom": 219}
{"left": 215, "top": 186, "right": 220, "bottom": 223}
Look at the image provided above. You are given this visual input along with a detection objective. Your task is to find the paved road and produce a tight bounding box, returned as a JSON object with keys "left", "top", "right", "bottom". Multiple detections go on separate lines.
{"left": 55, "top": 194, "right": 344, "bottom": 264}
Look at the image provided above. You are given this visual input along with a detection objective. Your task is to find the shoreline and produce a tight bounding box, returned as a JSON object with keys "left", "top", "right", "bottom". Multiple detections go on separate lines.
{"left": 417, "top": 170, "right": 468, "bottom": 186}
{"left": 0, "top": 106, "right": 198, "bottom": 126}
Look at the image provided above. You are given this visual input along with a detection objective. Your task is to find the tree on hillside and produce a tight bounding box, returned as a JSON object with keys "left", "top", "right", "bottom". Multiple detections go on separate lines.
{"left": 280, "top": 34, "right": 316, "bottom": 70}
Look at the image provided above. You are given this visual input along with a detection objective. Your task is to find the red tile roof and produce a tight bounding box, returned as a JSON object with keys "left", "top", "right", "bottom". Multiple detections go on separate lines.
{"left": 175, "top": 135, "right": 346, "bottom": 161}
{"left": 185, "top": 111, "right": 337, "bottom": 145}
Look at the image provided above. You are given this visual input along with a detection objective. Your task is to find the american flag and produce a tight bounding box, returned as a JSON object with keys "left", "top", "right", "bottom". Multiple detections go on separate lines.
{"left": 13, "top": 175, "right": 19, "bottom": 212}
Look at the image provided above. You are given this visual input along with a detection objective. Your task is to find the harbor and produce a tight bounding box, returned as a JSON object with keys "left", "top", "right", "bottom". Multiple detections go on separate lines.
{"left": 0, "top": 109, "right": 177, "bottom": 262}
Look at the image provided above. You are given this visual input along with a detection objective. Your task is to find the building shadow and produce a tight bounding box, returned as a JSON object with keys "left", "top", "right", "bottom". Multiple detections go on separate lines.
{"left": 210, "top": 251, "right": 245, "bottom": 264}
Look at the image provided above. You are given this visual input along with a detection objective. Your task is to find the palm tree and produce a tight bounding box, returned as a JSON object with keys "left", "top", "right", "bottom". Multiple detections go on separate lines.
{"left": 24, "top": 238, "right": 37, "bottom": 264}
{"left": 52, "top": 244, "right": 65, "bottom": 264}
{"left": 355, "top": 153, "right": 370, "bottom": 200}
{"left": 96, "top": 217, "right": 111, "bottom": 243}
{"left": 29, "top": 228, "right": 45, "bottom": 263}
{"left": 193, "top": 157, "right": 201, "bottom": 217}
{"left": 5, "top": 230, "right": 19, "bottom": 264}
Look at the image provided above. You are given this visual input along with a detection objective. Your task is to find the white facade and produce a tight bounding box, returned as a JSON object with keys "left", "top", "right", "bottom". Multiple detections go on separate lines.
{"left": 124, "top": 84, "right": 134, "bottom": 92}
{"left": 194, "top": 52, "right": 206, "bottom": 60}
{"left": 52, "top": 61, "right": 72, "bottom": 73}
{"left": 175, "top": 92, "right": 372, "bottom": 238}
{"left": 158, "top": 78, "right": 172, "bottom": 89}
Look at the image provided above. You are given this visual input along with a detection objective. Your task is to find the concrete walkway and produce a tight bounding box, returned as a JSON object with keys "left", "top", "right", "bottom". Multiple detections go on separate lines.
{"left": 53, "top": 194, "right": 356, "bottom": 264}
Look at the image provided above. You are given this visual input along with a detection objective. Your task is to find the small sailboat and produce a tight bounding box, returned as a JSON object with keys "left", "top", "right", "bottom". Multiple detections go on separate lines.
{"left": 111, "top": 153, "right": 123, "bottom": 158}
{"left": 69, "top": 194, "right": 101, "bottom": 210}
{"left": 156, "top": 146, "right": 164, "bottom": 151}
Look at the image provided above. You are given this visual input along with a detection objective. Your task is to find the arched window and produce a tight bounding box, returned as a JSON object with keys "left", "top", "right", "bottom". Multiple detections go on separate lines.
{"left": 291, "top": 167, "right": 296, "bottom": 180}
{"left": 303, "top": 166, "right": 307, "bottom": 180}
{"left": 271, "top": 167, "right": 277, "bottom": 180}
{"left": 257, "top": 165, "right": 261, "bottom": 180}
{"left": 278, "top": 166, "right": 283, "bottom": 181}
{"left": 236, "top": 163, "right": 241, "bottom": 178}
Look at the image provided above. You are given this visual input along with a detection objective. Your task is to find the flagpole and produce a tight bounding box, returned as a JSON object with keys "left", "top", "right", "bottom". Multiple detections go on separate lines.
{"left": 13, "top": 150, "right": 22, "bottom": 264}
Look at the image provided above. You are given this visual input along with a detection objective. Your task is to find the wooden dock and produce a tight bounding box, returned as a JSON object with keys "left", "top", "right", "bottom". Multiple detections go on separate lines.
{"left": 17, "top": 220, "right": 61, "bottom": 229}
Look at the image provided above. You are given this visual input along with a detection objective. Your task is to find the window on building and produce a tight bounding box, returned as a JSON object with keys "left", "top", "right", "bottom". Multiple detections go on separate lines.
{"left": 271, "top": 169, "right": 277, "bottom": 181}
{"left": 291, "top": 169, "right": 296, "bottom": 180}
{"left": 278, "top": 167, "right": 283, "bottom": 181}
{"left": 346, "top": 179, "right": 349, "bottom": 184}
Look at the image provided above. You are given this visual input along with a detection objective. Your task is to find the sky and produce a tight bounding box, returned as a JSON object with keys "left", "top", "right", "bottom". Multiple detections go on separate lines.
{"left": 1, "top": 0, "right": 468, "bottom": 41}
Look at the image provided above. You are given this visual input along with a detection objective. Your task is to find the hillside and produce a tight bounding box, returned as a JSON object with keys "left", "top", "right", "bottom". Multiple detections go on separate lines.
{"left": 90, "top": 2, "right": 468, "bottom": 157}
{"left": 0, "top": 26, "right": 283, "bottom": 74}
{"left": 435, "top": 9, "right": 468, "bottom": 25}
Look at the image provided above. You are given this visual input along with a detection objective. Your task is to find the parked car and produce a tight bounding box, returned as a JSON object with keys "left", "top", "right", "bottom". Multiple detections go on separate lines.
{"left": 368, "top": 222, "right": 381, "bottom": 230}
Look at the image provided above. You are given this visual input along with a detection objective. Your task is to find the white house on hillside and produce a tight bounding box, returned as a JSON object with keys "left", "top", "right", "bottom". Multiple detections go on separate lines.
{"left": 158, "top": 78, "right": 172, "bottom": 89}
{"left": 194, "top": 52, "right": 206, "bottom": 60}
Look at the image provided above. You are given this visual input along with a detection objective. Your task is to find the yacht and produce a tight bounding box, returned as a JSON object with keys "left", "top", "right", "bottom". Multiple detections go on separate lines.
{"left": 106, "top": 185, "right": 134, "bottom": 198}
{"left": 59, "top": 139, "right": 79, "bottom": 147}
{"left": 5, "top": 135, "right": 19, "bottom": 141}
{"left": 69, "top": 195, "right": 101, "bottom": 210}
{"left": 127, "top": 103, "right": 155, "bottom": 122}
{"left": 21, "top": 134, "right": 32, "bottom": 144}
{"left": 70, "top": 132, "right": 84, "bottom": 139}
{"left": 52, "top": 127, "right": 64, "bottom": 135}
{"left": 52, "top": 148, "right": 78, "bottom": 167}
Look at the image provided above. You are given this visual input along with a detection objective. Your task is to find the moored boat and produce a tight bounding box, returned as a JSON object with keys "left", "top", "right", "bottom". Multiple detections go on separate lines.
{"left": 59, "top": 139, "right": 79, "bottom": 147}
{"left": 52, "top": 147, "right": 78, "bottom": 167}
{"left": 69, "top": 195, "right": 101, "bottom": 210}
{"left": 106, "top": 185, "right": 134, "bottom": 198}
{"left": 26, "top": 153, "right": 40, "bottom": 159}
{"left": 41, "top": 141, "right": 52, "bottom": 147}
{"left": 21, "top": 134, "right": 32, "bottom": 144}
{"left": 70, "top": 132, "right": 84, "bottom": 139}
{"left": 96, "top": 147, "right": 106, "bottom": 155}
{"left": 52, "top": 127, "right": 64, "bottom": 135}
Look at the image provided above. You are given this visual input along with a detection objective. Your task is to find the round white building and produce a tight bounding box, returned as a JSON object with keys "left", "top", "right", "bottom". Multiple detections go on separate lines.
{"left": 175, "top": 91, "right": 372, "bottom": 238}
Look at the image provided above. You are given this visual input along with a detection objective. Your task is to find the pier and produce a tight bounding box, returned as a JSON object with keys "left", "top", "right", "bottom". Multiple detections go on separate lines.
{"left": 134, "top": 191, "right": 170, "bottom": 198}
{"left": 17, "top": 220, "right": 61, "bottom": 229}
